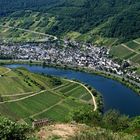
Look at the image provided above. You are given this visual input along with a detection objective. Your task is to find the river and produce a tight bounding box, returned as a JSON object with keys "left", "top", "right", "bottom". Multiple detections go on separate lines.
{"left": 6, "top": 64, "right": 140, "bottom": 117}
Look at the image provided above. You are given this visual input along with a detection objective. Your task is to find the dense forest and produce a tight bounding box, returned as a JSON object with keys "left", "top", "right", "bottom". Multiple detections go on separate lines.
{"left": 0, "top": 0, "right": 140, "bottom": 42}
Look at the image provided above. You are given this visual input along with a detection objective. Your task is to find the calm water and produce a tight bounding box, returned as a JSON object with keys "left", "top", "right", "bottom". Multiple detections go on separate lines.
{"left": 6, "top": 64, "right": 140, "bottom": 117}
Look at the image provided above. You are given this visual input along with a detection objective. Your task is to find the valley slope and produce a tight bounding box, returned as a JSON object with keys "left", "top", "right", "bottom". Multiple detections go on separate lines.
{"left": 0, "top": 0, "right": 139, "bottom": 43}
{"left": 0, "top": 0, "right": 140, "bottom": 66}
{"left": 0, "top": 66, "right": 95, "bottom": 123}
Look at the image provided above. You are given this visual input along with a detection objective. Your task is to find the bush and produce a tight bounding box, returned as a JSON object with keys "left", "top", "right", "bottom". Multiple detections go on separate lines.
{"left": 0, "top": 116, "right": 31, "bottom": 140}
{"left": 102, "top": 110, "right": 130, "bottom": 131}
{"left": 67, "top": 106, "right": 102, "bottom": 125}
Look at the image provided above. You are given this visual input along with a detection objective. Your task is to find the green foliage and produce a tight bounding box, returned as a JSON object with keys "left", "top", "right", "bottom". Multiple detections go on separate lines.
{"left": 68, "top": 106, "right": 102, "bottom": 125}
{"left": 70, "top": 128, "right": 135, "bottom": 140}
{"left": 68, "top": 107, "right": 132, "bottom": 133}
{"left": 0, "top": 0, "right": 139, "bottom": 43}
{"left": 102, "top": 110, "right": 130, "bottom": 131}
{"left": 102, "top": 3, "right": 140, "bottom": 41}
{"left": 50, "top": 77, "right": 62, "bottom": 86}
{"left": 0, "top": 67, "right": 92, "bottom": 123}
{"left": 0, "top": 116, "right": 31, "bottom": 140}
{"left": 129, "top": 116, "right": 140, "bottom": 133}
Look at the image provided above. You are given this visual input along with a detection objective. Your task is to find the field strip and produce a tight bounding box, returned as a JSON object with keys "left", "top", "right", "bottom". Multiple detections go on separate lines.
{"left": 0, "top": 86, "right": 65, "bottom": 104}
{"left": 26, "top": 99, "right": 65, "bottom": 118}
{"left": 0, "top": 25, "right": 57, "bottom": 40}
{"left": 57, "top": 83, "right": 74, "bottom": 91}
{"left": 0, "top": 90, "right": 46, "bottom": 104}
{"left": 109, "top": 39, "right": 118, "bottom": 47}
{"left": 16, "top": 101, "right": 34, "bottom": 115}
{"left": 64, "top": 85, "right": 81, "bottom": 94}
{"left": 1, "top": 91, "right": 34, "bottom": 97}
{"left": 79, "top": 93, "right": 87, "bottom": 98}
{"left": 48, "top": 89, "right": 65, "bottom": 98}
{"left": 79, "top": 93, "right": 90, "bottom": 99}
{"left": 64, "top": 79, "right": 97, "bottom": 111}
{"left": 121, "top": 44, "right": 139, "bottom": 54}
{"left": 52, "top": 83, "right": 69, "bottom": 90}
{"left": 129, "top": 53, "right": 139, "bottom": 60}
{"left": 133, "top": 40, "right": 140, "bottom": 45}
{"left": 0, "top": 67, "right": 11, "bottom": 76}
{"left": 79, "top": 99, "right": 90, "bottom": 104}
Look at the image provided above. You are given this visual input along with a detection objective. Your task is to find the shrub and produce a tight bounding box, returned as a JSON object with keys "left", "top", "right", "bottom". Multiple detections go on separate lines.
{"left": 0, "top": 116, "right": 31, "bottom": 140}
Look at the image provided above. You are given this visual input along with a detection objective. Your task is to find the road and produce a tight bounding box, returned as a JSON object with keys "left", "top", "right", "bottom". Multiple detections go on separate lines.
{"left": 133, "top": 40, "right": 140, "bottom": 45}
{"left": 121, "top": 44, "right": 139, "bottom": 54}
{"left": 1, "top": 91, "right": 34, "bottom": 97}
{"left": 0, "top": 90, "right": 46, "bottom": 104}
{"left": 65, "top": 79, "right": 97, "bottom": 111}
{"left": 0, "top": 67, "right": 11, "bottom": 76}
{"left": 0, "top": 25, "right": 58, "bottom": 40}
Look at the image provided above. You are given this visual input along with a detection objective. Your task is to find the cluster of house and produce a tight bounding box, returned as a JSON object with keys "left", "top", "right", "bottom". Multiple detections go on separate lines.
{"left": 0, "top": 40, "right": 140, "bottom": 83}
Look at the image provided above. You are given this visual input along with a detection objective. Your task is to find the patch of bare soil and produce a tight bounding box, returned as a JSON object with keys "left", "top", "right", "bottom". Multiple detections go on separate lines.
{"left": 36, "top": 123, "right": 85, "bottom": 140}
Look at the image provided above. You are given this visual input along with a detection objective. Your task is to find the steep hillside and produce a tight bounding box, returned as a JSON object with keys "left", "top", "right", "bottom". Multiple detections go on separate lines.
{"left": 0, "top": 0, "right": 139, "bottom": 43}
{"left": 35, "top": 123, "right": 135, "bottom": 140}
{"left": 0, "top": 67, "right": 95, "bottom": 123}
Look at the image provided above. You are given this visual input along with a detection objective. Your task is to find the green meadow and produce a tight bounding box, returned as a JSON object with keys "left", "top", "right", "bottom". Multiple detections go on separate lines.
{"left": 110, "top": 39, "right": 140, "bottom": 65}
{"left": 0, "top": 67, "right": 93, "bottom": 123}
{"left": 0, "top": 67, "right": 9, "bottom": 74}
{"left": 125, "top": 41, "right": 140, "bottom": 50}
{"left": 110, "top": 45, "right": 136, "bottom": 59}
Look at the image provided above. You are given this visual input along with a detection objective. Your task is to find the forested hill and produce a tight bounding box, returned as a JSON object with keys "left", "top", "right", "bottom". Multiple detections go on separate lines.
{"left": 0, "top": 0, "right": 140, "bottom": 43}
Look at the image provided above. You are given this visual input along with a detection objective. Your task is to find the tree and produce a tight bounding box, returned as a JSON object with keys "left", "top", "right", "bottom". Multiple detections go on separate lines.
{"left": 0, "top": 116, "right": 31, "bottom": 140}
{"left": 130, "top": 116, "right": 140, "bottom": 133}
{"left": 67, "top": 106, "right": 102, "bottom": 125}
{"left": 102, "top": 110, "right": 130, "bottom": 131}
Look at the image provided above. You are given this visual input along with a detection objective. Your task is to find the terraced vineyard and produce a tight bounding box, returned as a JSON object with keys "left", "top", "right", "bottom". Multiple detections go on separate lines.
{"left": 0, "top": 67, "right": 94, "bottom": 123}
{"left": 110, "top": 39, "right": 140, "bottom": 65}
{"left": 54, "top": 82, "right": 92, "bottom": 101}
{"left": 0, "top": 67, "right": 11, "bottom": 75}
{"left": 110, "top": 45, "right": 136, "bottom": 59}
{"left": 0, "top": 10, "right": 57, "bottom": 42}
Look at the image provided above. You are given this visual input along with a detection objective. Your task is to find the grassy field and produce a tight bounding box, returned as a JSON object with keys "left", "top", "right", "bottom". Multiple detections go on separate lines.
{"left": 136, "top": 67, "right": 140, "bottom": 75}
{"left": 135, "top": 38, "right": 140, "bottom": 42}
{"left": 0, "top": 67, "right": 9, "bottom": 75}
{"left": 130, "top": 54, "right": 140, "bottom": 64}
{"left": 0, "top": 10, "right": 57, "bottom": 43}
{"left": 0, "top": 91, "right": 62, "bottom": 119}
{"left": 0, "top": 67, "right": 93, "bottom": 123}
{"left": 55, "top": 82, "right": 91, "bottom": 101}
{"left": 0, "top": 68, "right": 47, "bottom": 95}
{"left": 125, "top": 41, "right": 140, "bottom": 50}
{"left": 110, "top": 39, "right": 140, "bottom": 65}
{"left": 34, "top": 98, "right": 86, "bottom": 122}
{"left": 110, "top": 45, "right": 136, "bottom": 59}
{"left": 0, "top": 26, "right": 47, "bottom": 43}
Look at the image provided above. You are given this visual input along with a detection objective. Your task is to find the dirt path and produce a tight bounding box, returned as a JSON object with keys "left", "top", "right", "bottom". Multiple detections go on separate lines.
{"left": 109, "top": 39, "right": 118, "bottom": 47}
{"left": 65, "top": 79, "right": 97, "bottom": 111}
{"left": 29, "top": 99, "right": 65, "bottom": 118}
{"left": 0, "top": 67, "right": 11, "bottom": 76}
{"left": 0, "top": 25, "right": 57, "bottom": 40}
{"left": 1, "top": 91, "right": 34, "bottom": 97}
{"left": 133, "top": 40, "right": 140, "bottom": 45}
{"left": 52, "top": 83, "right": 69, "bottom": 90}
{"left": 64, "top": 85, "right": 81, "bottom": 94}
{"left": 0, "top": 90, "right": 46, "bottom": 104}
{"left": 121, "top": 44, "right": 139, "bottom": 54}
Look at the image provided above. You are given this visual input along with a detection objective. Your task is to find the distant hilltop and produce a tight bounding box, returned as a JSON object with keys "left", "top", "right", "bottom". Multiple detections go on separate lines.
{"left": 0, "top": 0, "right": 139, "bottom": 44}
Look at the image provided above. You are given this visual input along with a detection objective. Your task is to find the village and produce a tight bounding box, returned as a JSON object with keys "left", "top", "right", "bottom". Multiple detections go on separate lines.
{"left": 0, "top": 40, "right": 140, "bottom": 83}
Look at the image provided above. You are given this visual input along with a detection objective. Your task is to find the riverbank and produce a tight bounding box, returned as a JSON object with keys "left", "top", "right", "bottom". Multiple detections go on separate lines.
{"left": 63, "top": 78, "right": 103, "bottom": 112}
{"left": 0, "top": 59, "right": 140, "bottom": 95}
{"left": 3, "top": 60, "right": 140, "bottom": 116}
